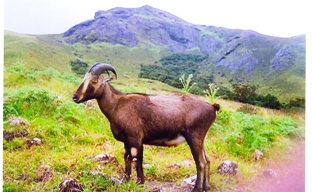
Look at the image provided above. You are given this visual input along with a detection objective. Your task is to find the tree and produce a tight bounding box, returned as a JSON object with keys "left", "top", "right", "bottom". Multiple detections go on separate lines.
{"left": 229, "top": 84, "right": 258, "bottom": 104}
{"left": 256, "top": 94, "right": 282, "bottom": 109}
{"left": 70, "top": 59, "right": 89, "bottom": 75}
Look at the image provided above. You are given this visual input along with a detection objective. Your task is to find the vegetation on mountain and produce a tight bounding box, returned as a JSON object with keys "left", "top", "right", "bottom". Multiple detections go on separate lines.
{"left": 228, "top": 84, "right": 282, "bottom": 109}
{"left": 140, "top": 54, "right": 304, "bottom": 110}
{"left": 4, "top": 4, "right": 305, "bottom": 102}
{"left": 139, "top": 53, "right": 210, "bottom": 91}
{"left": 70, "top": 59, "right": 89, "bottom": 75}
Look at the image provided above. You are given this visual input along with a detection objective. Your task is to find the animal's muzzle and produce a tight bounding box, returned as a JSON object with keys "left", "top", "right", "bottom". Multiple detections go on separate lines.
{"left": 72, "top": 94, "right": 79, "bottom": 103}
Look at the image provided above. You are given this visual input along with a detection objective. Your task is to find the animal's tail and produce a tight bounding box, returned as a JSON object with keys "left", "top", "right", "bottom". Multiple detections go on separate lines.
{"left": 212, "top": 103, "right": 220, "bottom": 111}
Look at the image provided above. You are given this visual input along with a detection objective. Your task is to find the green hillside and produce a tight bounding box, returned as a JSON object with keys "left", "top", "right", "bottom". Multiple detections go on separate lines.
{"left": 4, "top": 31, "right": 170, "bottom": 78}
{"left": 4, "top": 31, "right": 305, "bottom": 102}
{"left": 3, "top": 59, "right": 305, "bottom": 191}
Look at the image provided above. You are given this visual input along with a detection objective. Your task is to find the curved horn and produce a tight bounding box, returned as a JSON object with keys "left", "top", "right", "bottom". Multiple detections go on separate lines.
{"left": 88, "top": 63, "right": 117, "bottom": 78}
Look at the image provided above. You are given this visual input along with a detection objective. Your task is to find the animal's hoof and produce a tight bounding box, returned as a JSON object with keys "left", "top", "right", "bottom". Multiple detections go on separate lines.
{"left": 136, "top": 178, "right": 145, "bottom": 185}
{"left": 191, "top": 189, "right": 201, "bottom": 192}
{"left": 204, "top": 186, "right": 211, "bottom": 191}
{"left": 121, "top": 175, "right": 130, "bottom": 183}
{"left": 204, "top": 183, "right": 211, "bottom": 191}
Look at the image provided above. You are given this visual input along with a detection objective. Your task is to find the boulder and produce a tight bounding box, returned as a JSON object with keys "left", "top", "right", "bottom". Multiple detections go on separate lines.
{"left": 217, "top": 160, "right": 239, "bottom": 175}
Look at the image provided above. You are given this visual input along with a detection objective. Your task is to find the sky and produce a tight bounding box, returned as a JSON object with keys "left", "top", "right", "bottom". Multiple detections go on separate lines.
{"left": 3, "top": 0, "right": 307, "bottom": 37}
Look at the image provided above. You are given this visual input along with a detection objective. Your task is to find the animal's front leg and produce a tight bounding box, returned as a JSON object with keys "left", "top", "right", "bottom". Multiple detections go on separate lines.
{"left": 134, "top": 145, "right": 144, "bottom": 184}
{"left": 128, "top": 139, "right": 145, "bottom": 184}
{"left": 123, "top": 143, "right": 132, "bottom": 182}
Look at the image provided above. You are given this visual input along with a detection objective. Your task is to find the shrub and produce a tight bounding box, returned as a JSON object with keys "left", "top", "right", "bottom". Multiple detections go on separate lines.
{"left": 287, "top": 97, "right": 305, "bottom": 108}
{"left": 214, "top": 111, "right": 303, "bottom": 159}
{"left": 256, "top": 94, "right": 282, "bottom": 109}
{"left": 61, "top": 72, "right": 80, "bottom": 84}
{"left": 229, "top": 84, "right": 258, "bottom": 104}
{"left": 228, "top": 83, "right": 282, "bottom": 110}
{"left": 54, "top": 100, "right": 84, "bottom": 124}
{"left": 217, "top": 110, "right": 232, "bottom": 124}
{"left": 3, "top": 87, "right": 58, "bottom": 120}
{"left": 27, "top": 68, "right": 61, "bottom": 81}
{"left": 70, "top": 59, "right": 89, "bottom": 75}
{"left": 237, "top": 104, "right": 259, "bottom": 115}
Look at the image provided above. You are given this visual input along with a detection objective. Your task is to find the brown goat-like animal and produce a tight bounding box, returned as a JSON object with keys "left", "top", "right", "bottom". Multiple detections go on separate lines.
{"left": 72, "top": 63, "right": 220, "bottom": 192}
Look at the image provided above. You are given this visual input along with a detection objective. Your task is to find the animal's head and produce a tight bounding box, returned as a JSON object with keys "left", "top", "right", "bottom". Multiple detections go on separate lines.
{"left": 72, "top": 63, "right": 117, "bottom": 103}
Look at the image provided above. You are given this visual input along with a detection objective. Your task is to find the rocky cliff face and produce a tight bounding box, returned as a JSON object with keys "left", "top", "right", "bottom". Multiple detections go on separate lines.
{"left": 62, "top": 5, "right": 305, "bottom": 95}
{"left": 63, "top": 5, "right": 224, "bottom": 54}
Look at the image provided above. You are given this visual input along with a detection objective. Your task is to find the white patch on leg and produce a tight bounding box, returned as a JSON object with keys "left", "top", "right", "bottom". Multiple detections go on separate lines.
{"left": 131, "top": 147, "right": 138, "bottom": 157}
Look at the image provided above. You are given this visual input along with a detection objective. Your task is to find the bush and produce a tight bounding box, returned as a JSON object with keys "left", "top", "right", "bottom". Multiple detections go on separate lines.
{"left": 214, "top": 111, "right": 303, "bottom": 159}
{"left": 229, "top": 84, "right": 258, "bottom": 104}
{"left": 256, "top": 94, "right": 282, "bottom": 109}
{"left": 287, "top": 97, "right": 305, "bottom": 108}
{"left": 139, "top": 53, "right": 209, "bottom": 91}
{"left": 70, "top": 59, "right": 89, "bottom": 75}
{"left": 3, "top": 87, "right": 58, "bottom": 120}
{"left": 237, "top": 104, "right": 259, "bottom": 115}
{"left": 228, "top": 84, "right": 282, "bottom": 110}
{"left": 27, "top": 68, "right": 61, "bottom": 81}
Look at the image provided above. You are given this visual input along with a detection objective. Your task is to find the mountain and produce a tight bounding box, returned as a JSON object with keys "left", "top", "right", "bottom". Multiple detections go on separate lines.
{"left": 4, "top": 5, "right": 305, "bottom": 101}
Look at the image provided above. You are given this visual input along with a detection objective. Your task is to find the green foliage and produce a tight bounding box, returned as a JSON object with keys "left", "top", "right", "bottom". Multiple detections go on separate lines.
{"left": 3, "top": 184, "right": 25, "bottom": 192}
{"left": 70, "top": 59, "right": 89, "bottom": 75}
{"left": 211, "top": 110, "right": 303, "bottom": 158}
{"left": 3, "top": 87, "right": 58, "bottom": 120}
{"left": 60, "top": 72, "right": 80, "bottom": 84}
{"left": 229, "top": 84, "right": 258, "bottom": 104}
{"left": 27, "top": 67, "right": 61, "bottom": 82}
{"left": 179, "top": 74, "right": 196, "bottom": 94}
{"left": 6, "top": 59, "right": 27, "bottom": 73}
{"left": 287, "top": 97, "right": 305, "bottom": 108}
{"left": 216, "top": 110, "right": 232, "bottom": 124}
{"left": 203, "top": 83, "right": 220, "bottom": 103}
{"left": 3, "top": 138, "right": 25, "bottom": 151}
{"left": 78, "top": 172, "right": 113, "bottom": 191}
{"left": 256, "top": 94, "right": 282, "bottom": 109}
{"left": 237, "top": 104, "right": 261, "bottom": 115}
{"left": 139, "top": 53, "right": 209, "bottom": 91}
{"left": 228, "top": 83, "right": 282, "bottom": 110}
{"left": 54, "top": 100, "right": 84, "bottom": 124}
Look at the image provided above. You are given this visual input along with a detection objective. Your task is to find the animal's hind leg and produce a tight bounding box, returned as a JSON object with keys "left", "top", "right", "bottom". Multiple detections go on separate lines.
{"left": 185, "top": 135, "right": 208, "bottom": 192}
{"left": 203, "top": 149, "right": 210, "bottom": 191}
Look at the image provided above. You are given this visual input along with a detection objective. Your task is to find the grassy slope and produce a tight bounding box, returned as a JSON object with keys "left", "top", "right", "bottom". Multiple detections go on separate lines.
{"left": 4, "top": 31, "right": 170, "bottom": 78}
{"left": 3, "top": 61, "right": 305, "bottom": 191}
{"left": 4, "top": 31, "right": 75, "bottom": 72}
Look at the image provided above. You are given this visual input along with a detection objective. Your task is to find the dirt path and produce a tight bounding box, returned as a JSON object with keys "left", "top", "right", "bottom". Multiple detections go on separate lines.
{"left": 250, "top": 140, "right": 305, "bottom": 192}
{"left": 146, "top": 139, "right": 305, "bottom": 192}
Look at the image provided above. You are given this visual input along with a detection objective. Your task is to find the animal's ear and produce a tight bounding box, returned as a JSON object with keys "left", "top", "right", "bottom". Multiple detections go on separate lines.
{"left": 104, "top": 74, "right": 117, "bottom": 82}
